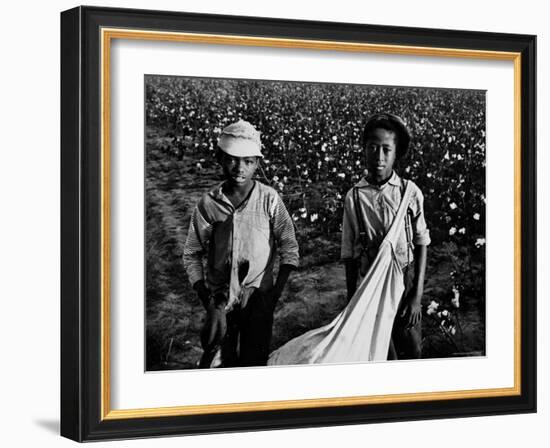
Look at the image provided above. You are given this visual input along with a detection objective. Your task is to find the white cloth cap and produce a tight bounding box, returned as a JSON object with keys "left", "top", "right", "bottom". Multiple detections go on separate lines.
{"left": 217, "top": 119, "right": 263, "bottom": 158}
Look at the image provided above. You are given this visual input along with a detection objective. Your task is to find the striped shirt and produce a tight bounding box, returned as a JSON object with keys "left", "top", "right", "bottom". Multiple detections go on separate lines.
{"left": 341, "top": 171, "right": 430, "bottom": 275}
{"left": 183, "top": 181, "right": 299, "bottom": 311}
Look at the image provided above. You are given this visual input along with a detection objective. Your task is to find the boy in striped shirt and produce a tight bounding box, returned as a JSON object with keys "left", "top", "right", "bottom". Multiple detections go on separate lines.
{"left": 183, "top": 120, "right": 299, "bottom": 368}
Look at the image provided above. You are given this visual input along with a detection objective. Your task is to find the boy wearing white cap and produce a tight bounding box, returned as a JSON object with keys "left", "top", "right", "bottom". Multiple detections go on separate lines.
{"left": 183, "top": 120, "right": 299, "bottom": 368}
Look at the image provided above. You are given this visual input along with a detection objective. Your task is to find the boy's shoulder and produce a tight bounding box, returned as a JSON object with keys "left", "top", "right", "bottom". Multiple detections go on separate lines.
{"left": 254, "top": 180, "right": 280, "bottom": 198}
{"left": 400, "top": 177, "right": 425, "bottom": 199}
{"left": 344, "top": 177, "right": 369, "bottom": 199}
{"left": 253, "top": 182, "right": 284, "bottom": 214}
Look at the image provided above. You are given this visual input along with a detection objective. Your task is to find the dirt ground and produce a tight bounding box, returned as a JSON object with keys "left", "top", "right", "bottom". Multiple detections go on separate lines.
{"left": 145, "top": 132, "right": 485, "bottom": 371}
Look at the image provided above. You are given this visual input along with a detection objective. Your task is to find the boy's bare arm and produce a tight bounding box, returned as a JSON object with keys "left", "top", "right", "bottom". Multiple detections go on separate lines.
{"left": 193, "top": 280, "right": 212, "bottom": 309}
{"left": 400, "top": 244, "right": 427, "bottom": 327}
{"left": 345, "top": 259, "right": 359, "bottom": 301}
{"left": 412, "top": 244, "right": 427, "bottom": 300}
{"left": 267, "top": 264, "right": 295, "bottom": 307}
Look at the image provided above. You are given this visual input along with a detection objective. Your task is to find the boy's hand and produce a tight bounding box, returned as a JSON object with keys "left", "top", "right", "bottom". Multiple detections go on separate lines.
{"left": 193, "top": 280, "right": 211, "bottom": 309}
{"left": 201, "top": 302, "right": 227, "bottom": 350}
{"left": 265, "top": 286, "right": 283, "bottom": 311}
{"left": 266, "top": 264, "right": 295, "bottom": 311}
{"left": 400, "top": 294, "right": 422, "bottom": 329}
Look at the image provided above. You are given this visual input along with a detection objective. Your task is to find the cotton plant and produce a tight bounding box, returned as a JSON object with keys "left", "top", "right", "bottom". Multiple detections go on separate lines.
{"left": 424, "top": 284, "right": 465, "bottom": 353}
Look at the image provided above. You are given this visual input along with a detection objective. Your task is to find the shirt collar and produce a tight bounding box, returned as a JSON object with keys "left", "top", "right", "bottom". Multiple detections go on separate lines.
{"left": 209, "top": 182, "right": 227, "bottom": 201}
{"left": 356, "top": 171, "right": 401, "bottom": 189}
{"left": 208, "top": 181, "right": 258, "bottom": 210}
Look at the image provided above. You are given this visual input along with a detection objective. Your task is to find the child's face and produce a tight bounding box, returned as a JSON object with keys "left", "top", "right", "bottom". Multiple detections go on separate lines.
{"left": 364, "top": 128, "right": 398, "bottom": 181}
{"left": 219, "top": 152, "right": 259, "bottom": 188}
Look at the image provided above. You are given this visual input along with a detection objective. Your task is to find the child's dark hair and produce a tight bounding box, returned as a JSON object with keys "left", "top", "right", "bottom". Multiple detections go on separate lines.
{"left": 362, "top": 113, "right": 411, "bottom": 160}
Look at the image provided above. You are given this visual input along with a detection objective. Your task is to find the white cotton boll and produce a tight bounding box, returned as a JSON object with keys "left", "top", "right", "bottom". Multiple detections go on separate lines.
{"left": 452, "top": 287, "right": 460, "bottom": 308}
{"left": 475, "top": 238, "right": 486, "bottom": 248}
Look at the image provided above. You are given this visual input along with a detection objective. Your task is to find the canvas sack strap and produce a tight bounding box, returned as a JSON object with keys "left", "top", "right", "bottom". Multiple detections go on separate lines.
{"left": 383, "top": 179, "right": 415, "bottom": 246}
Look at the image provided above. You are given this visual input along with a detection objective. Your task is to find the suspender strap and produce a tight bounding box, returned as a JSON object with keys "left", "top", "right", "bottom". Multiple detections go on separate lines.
{"left": 400, "top": 180, "right": 415, "bottom": 269}
{"left": 400, "top": 180, "right": 413, "bottom": 247}
{"left": 352, "top": 187, "right": 369, "bottom": 251}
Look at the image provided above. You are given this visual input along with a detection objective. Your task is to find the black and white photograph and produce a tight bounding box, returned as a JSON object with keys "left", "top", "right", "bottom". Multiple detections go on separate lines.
{"left": 145, "top": 75, "right": 486, "bottom": 371}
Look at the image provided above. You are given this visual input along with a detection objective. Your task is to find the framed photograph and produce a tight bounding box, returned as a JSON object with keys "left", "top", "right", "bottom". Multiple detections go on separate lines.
{"left": 60, "top": 5, "right": 536, "bottom": 442}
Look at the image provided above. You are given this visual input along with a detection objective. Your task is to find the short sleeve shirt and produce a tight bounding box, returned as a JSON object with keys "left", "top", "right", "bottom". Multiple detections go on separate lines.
{"left": 341, "top": 171, "right": 430, "bottom": 273}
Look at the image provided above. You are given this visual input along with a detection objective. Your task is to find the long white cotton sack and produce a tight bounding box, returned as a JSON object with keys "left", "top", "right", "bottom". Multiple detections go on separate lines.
{"left": 268, "top": 182, "right": 413, "bottom": 365}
